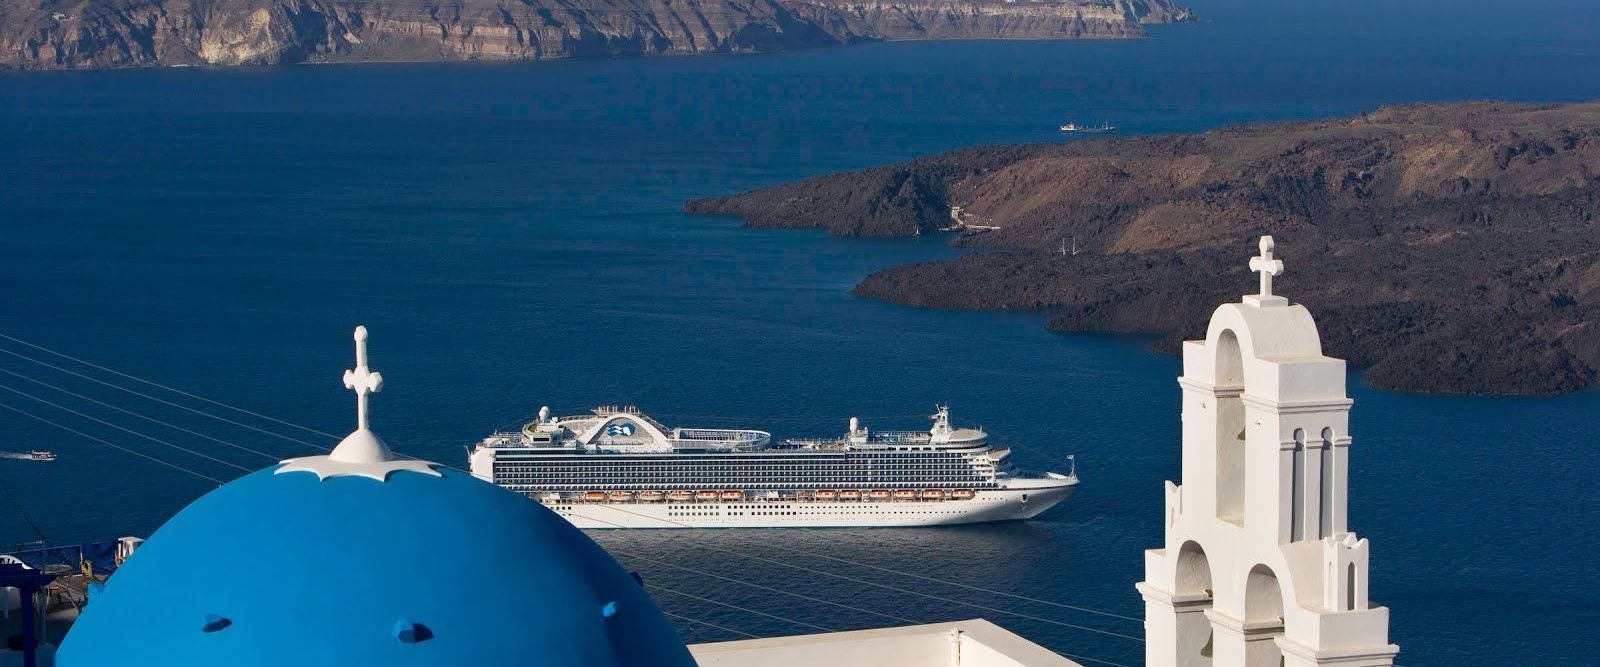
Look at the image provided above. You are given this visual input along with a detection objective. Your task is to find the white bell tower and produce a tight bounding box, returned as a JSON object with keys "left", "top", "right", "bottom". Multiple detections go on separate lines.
{"left": 1137, "top": 237, "right": 1398, "bottom": 667}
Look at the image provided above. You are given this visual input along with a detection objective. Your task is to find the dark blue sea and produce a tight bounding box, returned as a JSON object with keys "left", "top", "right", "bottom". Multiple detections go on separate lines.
{"left": 3, "top": 0, "right": 1599, "bottom": 664}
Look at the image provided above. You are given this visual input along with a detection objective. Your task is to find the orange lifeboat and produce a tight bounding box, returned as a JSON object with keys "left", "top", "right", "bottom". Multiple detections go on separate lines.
{"left": 794, "top": 491, "right": 814, "bottom": 502}
{"left": 867, "top": 490, "right": 892, "bottom": 500}
{"left": 721, "top": 490, "right": 744, "bottom": 501}
{"left": 609, "top": 491, "right": 636, "bottom": 502}
{"left": 839, "top": 490, "right": 862, "bottom": 501}
{"left": 667, "top": 491, "right": 694, "bottom": 502}
{"left": 583, "top": 491, "right": 607, "bottom": 502}
{"left": 950, "top": 489, "right": 976, "bottom": 500}
{"left": 695, "top": 490, "right": 719, "bottom": 501}
{"left": 893, "top": 490, "right": 917, "bottom": 500}
{"left": 639, "top": 491, "right": 665, "bottom": 502}
{"left": 815, "top": 490, "right": 838, "bottom": 501}
{"left": 921, "top": 490, "right": 945, "bottom": 500}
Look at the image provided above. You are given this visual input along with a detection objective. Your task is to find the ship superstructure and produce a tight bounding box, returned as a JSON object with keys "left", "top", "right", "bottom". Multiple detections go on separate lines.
{"left": 468, "top": 405, "right": 1077, "bottom": 528}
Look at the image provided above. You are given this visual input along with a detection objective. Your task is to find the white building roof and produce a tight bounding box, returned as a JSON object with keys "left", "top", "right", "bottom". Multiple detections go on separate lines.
{"left": 689, "top": 619, "right": 1082, "bottom": 667}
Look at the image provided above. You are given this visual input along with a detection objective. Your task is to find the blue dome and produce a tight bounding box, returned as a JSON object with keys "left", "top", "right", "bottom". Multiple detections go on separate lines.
{"left": 59, "top": 463, "right": 696, "bottom": 666}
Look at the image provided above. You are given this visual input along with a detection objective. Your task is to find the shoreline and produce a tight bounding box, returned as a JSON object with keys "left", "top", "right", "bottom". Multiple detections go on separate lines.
{"left": 0, "top": 0, "right": 1192, "bottom": 71}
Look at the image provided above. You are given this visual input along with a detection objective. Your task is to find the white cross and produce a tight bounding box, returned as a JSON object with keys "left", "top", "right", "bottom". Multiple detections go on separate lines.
{"left": 1249, "top": 236, "right": 1285, "bottom": 299}
{"left": 343, "top": 325, "right": 383, "bottom": 431}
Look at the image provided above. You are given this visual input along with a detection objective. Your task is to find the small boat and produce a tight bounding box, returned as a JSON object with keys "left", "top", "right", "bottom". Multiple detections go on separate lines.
{"left": 583, "top": 491, "right": 607, "bottom": 502}
{"left": 950, "top": 489, "right": 976, "bottom": 500}
{"left": 868, "top": 490, "right": 892, "bottom": 500}
{"left": 839, "top": 490, "right": 862, "bottom": 501}
{"left": 667, "top": 491, "right": 694, "bottom": 502}
{"left": 894, "top": 490, "right": 917, "bottom": 500}
{"left": 794, "top": 491, "right": 814, "bottom": 501}
{"left": 1059, "top": 122, "right": 1115, "bottom": 134}
{"left": 540, "top": 492, "right": 563, "bottom": 502}
{"left": 639, "top": 491, "right": 665, "bottom": 502}
{"left": 815, "top": 490, "right": 837, "bottom": 501}
{"left": 721, "top": 490, "right": 743, "bottom": 501}
{"left": 608, "top": 491, "right": 635, "bottom": 502}
{"left": 695, "top": 491, "right": 719, "bottom": 501}
{"left": 27, "top": 450, "right": 55, "bottom": 461}
{"left": 921, "top": 490, "right": 945, "bottom": 500}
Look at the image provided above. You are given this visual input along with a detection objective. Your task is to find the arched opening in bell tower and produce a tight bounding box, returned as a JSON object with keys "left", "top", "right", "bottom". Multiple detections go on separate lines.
{"left": 1347, "top": 562, "right": 1358, "bottom": 611}
{"left": 1319, "top": 427, "right": 1335, "bottom": 539}
{"left": 1215, "top": 330, "right": 1246, "bottom": 525}
{"left": 1244, "top": 565, "right": 1287, "bottom": 667}
{"left": 1175, "top": 541, "right": 1214, "bottom": 665}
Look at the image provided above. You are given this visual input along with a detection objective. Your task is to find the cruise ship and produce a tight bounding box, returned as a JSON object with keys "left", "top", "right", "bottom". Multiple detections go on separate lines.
{"left": 468, "top": 405, "right": 1078, "bottom": 528}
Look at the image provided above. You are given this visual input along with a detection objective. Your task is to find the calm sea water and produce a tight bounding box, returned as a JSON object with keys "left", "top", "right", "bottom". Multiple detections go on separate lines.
{"left": 3, "top": 0, "right": 1599, "bottom": 664}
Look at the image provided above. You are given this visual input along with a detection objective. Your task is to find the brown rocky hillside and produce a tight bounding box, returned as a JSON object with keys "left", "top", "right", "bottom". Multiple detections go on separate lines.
{"left": 0, "top": 0, "right": 1190, "bottom": 69}
{"left": 687, "top": 102, "right": 1600, "bottom": 395}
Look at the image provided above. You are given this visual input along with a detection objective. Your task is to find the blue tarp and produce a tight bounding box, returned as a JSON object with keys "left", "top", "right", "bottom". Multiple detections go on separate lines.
{"left": 2, "top": 541, "right": 123, "bottom": 574}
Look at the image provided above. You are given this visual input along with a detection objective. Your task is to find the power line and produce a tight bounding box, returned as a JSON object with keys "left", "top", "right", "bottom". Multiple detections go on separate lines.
{"left": 0, "top": 476, "right": 51, "bottom": 547}
{"left": 0, "top": 381, "right": 253, "bottom": 472}
{"left": 0, "top": 334, "right": 1146, "bottom": 664}
{"left": 0, "top": 332, "right": 340, "bottom": 440}
{"left": 771, "top": 538, "right": 1142, "bottom": 623}
{"left": 1056, "top": 652, "right": 1138, "bottom": 667}
{"left": 0, "top": 336, "right": 466, "bottom": 470}
{"left": 646, "top": 583, "right": 836, "bottom": 634}
{"left": 0, "top": 401, "right": 225, "bottom": 485}
{"left": 582, "top": 504, "right": 1141, "bottom": 642}
{"left": 612, "top": 549, "right": 922, "bottom": 626}
{"left": 0, "top": 345, "right": 331, "bottom": 451}
{"left": 0, "top": 366, "right": 285, "bottom": 462}
{"left": 711, "top": 544, "right": 1144, "bottom": 643}
{"left": 660, "top": 611, "right": 761, "bottom": 640}
{"left": 626, "top": 546, "right": 1142, "bottom": 667}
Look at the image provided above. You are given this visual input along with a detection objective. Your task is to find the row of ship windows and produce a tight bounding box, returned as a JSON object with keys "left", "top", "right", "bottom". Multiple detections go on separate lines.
{"left": 511, "top": 483, "right": 1000, "bottom": 491}
{"left": 498, "top": 468, "right": 985, "bottom": 474}
{"left": 498, "top": 478, "right": 988, "bottom": 485}
{"left": 498, "top": 457, "right": 981, "bottom": 465}
{"left": 659, "top": 509, "right": 973, "bottom": 516}
{"left": 494, "top": 471, "right": 987, "bottom": 478}
{"left": 492, "top": 463, "right": 979, "bottom": 467}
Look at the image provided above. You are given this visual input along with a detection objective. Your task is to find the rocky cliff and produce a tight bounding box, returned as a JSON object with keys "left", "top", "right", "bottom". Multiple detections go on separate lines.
{"left": 687, "top": 102, "right": 1600, "bottom": 395}
{"left": 0, "top": 0, "right": 1190, "bottom": 69}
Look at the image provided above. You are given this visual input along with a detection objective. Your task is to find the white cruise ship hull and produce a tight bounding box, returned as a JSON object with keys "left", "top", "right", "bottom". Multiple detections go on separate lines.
{"left": 542, "top": 486, "right": 1075, "bottom": 529}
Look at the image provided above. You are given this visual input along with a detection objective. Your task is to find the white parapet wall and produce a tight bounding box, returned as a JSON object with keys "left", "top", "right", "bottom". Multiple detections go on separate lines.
{"left": 689, "top": 619, "right": 1083, "bottom": 667}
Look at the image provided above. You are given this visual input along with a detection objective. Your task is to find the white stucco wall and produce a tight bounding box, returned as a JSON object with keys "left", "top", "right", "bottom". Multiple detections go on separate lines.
{"left": 689, "top": 619, "right": 1081, "bottom": 667}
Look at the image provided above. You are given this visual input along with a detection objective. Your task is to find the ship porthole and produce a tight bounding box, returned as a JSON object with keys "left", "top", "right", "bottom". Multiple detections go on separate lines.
{"left": 1021, "top": 494, "right": 1029, "bottom": 503}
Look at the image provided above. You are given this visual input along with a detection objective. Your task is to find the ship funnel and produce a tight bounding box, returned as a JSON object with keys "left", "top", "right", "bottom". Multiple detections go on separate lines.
{"left": 849, "top": 416, "right": 860, "bottom": 433}
{"left": 538, "top": 405, "right": 551, "bottom": 422}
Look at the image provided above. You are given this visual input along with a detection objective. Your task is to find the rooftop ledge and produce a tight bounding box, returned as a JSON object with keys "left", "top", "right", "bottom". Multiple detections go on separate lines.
{"left": 689, "top": 618, "right": 1082, "bottom": 667}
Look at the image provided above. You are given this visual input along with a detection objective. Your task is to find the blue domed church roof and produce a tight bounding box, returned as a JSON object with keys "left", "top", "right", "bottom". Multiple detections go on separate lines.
{"left": 59, "top": 328, "right": 696, "bottom": 667}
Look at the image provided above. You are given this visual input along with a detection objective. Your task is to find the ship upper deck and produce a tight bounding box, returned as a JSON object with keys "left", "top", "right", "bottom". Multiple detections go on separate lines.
{"left": 478, "top": 405, "right": 991, "bottom": 456}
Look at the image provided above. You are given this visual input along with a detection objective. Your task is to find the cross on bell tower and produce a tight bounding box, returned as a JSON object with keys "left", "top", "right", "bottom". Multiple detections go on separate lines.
{"left": 343, "top": 325, "right": 383, "bottom": 432}
{"left": 1246, "top": 235, "right": 1288, "bottom": 307}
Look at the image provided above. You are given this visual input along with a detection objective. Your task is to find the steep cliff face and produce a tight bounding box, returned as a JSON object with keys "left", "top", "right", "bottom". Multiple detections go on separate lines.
{"left": 688, "top": 102, "right": 1600, "bottom": 396}
{"left": 0, "top": 0, "right": 1190, "bottom": 69}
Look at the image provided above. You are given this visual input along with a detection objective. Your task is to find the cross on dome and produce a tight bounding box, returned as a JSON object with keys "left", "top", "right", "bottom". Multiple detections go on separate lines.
{"left": 1246, "top": 235, "right": 1288, "bottom": 307}
{"left": 277, "top": 326, "right": 439, "bottom": 481}
{"left": 344, "top": 325, "right": 384, "bottom": 432}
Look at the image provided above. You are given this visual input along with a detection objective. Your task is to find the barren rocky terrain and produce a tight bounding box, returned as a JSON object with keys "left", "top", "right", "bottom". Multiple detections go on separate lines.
{"left": 687, "top": 102, "right": 1600, "bottom": 395}
{"left": 0, "top": 0, "right": 1189, "bottom": 69}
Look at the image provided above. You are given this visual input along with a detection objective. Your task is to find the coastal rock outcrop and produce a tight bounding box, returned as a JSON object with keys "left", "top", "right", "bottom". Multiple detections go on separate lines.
{"left": 687, "top": 101, "right": 1600, "bottom": 395}
{"left": 0, "top": 0, "right": 1190, "bottom": 69}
